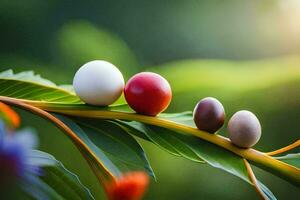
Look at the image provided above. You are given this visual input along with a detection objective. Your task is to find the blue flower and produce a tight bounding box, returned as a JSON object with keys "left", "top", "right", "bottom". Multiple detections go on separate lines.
{"left": 0, "top": 120, "right": 55, "bottom": 198}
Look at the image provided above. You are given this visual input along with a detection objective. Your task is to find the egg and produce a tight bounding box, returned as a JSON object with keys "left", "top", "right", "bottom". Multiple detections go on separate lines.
{"left": 193, "top": 97, "right": 225, "bottom": 133}
{"left": 124, "top": 72, "right": 172, "bottom": 116}
{"left": 73, "top": 60, "right": 124, "bottom": 106}
{"left": 228, "top": 110, "right": 261, "bottom": 148}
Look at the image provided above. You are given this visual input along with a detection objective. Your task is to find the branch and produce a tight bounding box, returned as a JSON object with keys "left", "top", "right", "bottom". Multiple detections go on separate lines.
{"left": 1, "top": 96, "right": 299, "bottom": 187}
{"left": 244, "top": 159, "right": 267, "bottom": 200}
{"left": 0, "top": 97, "right": 116, "bottom": 186}
{"left": 266, "top": 140, "right": 300, "bottom": 156}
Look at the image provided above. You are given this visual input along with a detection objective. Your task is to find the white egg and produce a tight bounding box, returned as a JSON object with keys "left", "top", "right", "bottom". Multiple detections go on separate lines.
{"left": 73, "top": 60, "right": 125, "bottom": 106}
{"left": 228, "top": 110, "right": 261, "bottom": 148}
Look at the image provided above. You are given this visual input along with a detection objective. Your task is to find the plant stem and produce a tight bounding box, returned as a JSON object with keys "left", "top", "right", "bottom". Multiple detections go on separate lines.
{"left": 0, "top": 97, "right": 116, "bottom": 184}
{"left": 39, "top": 106, "right": 300, "bottom": 186}
{"left": 0, "top": 96, "right": 299, "bottom": 187}
{"left": 266, "top": 139, "right": 300, "bottom": 156}
{"left": 243, "top": 159, "right": 267, "bottom": 200}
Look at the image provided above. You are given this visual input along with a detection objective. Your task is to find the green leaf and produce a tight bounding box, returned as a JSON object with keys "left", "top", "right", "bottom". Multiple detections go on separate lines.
{"left": 0, "top": 70, "right": 81, "bottom": 103}
{"left": 28, "top": 150, "right": 58, "bottom": 166}
{"left": 76, "top": 118, "right": 155, "bottom": 177}
{"left": 257, "top": 181, "right": 277, "bottom": 200}
{"left": 159, "top": 111, "right": 195, "bottom": 127}
{"left": 54, "top": 114, "right": 155, "bottom": 178}
{"left": 0, "top": 70, "right": 56, "bottom": 86}
{"left": 0, "top": 69, "right": 296, "bottom": 198}
{"left": 275, "top": 153, "right": 300, "bottom": 169}
{"left": 53, "top": 114, "right": 121, "bottom": 178}
{"left": 42, "top": 165, "right": 94, "bottom": 200}
{"left": 118, "top": 121, "right": 251, "bottom": 183}
{"left": 34, "top": 103, "right": 298, "bottom": 186}
{"left": 24, "top": 150, "right": 94, "bottom": 200}
{"left": 121, "top": 122, "right": 278, "bottom": 199}
{"left": 22, "top": 174, "right": 64, "bottom": 200}
{"left": 117, "top": 120, "right": 203, "bottom": 162}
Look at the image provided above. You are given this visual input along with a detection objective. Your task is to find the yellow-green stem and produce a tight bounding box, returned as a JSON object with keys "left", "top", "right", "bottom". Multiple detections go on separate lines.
{"left": 243, "top": 159, "right": 266, "bottom": 200}
{"left": 0, "top": 96, "right": 299, "bottom": 187}
{"left": 36, "top": 105, "right": 300, "bottom": 186}
{"left": 266, "top": 139, "right": 300, "bottom": 156}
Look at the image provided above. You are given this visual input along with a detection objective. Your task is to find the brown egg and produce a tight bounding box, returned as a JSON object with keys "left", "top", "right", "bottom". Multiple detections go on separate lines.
{"left": 193, "top": 97, "right": 225, "bottom": 133}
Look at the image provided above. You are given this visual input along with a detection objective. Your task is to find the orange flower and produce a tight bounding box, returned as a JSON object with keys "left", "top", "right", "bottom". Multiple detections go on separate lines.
{"left": 106, "top": 171, "right": 149, "bottom": 200}
{"left": 0, "top": 102, "right": 20, "bottom": 128}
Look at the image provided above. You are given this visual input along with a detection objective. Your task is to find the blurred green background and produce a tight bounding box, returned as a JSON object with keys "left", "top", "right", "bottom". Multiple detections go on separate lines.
{"left": 1, "top": 0, "right": 300, "bottom": 199}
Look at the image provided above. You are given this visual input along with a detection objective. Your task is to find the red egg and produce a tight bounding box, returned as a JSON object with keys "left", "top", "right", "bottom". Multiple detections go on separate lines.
{"left": 124, "top": 72, "right": 172, "bottom": 116}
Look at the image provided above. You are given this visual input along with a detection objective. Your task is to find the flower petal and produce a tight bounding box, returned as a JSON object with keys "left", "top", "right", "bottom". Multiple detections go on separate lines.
{"left": 13, "top": 128, "right": 38, "bottom": 149}
{"left": 0, "top": 120, "right": 5, "bottom": 146}
{"left": 107, "top": 171, "right": 149, "bottom": 200}
{"left": 0, "top": 102, "right": 20, "bottom": 128}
